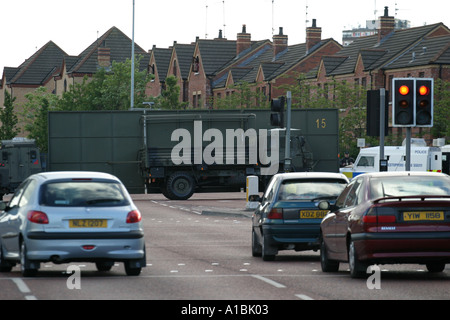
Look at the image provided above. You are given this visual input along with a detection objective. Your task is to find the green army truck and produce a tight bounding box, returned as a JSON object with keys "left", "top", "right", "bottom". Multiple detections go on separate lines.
{"left": 48, "top": 109, "right": 339, "bottom": 200}
{"left": 0, "top": 138, "right": 42, "bottom": 199}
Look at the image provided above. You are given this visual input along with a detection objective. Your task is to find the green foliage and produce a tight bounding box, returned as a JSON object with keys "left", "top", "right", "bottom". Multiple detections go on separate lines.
{"left": 213, "top": 81, "right": 270, "bottom": 109}
{"left": 58, "top": 56, "right": 153, "bottom": 111}
{"left": 0, "top": 91, "right": 19, "bottom": 141}
{"left": 21, "top": 87, "right": 59, "bottom": 152}
{"left": 431, "top": 78, "right": 450, "bottom": 142}
{"left": 152, "top": 75, "right": 188, "bottom": 109}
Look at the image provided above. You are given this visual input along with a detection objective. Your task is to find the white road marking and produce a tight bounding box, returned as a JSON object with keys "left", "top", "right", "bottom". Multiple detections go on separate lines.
{"left": 12, "top": 278, "right": 38, "bottom": 300}
{"left": 251, "top": 275, "right": 286, "bottom": 288}
{"left": 295, "top": 294, "right": 314, "bottom": 300}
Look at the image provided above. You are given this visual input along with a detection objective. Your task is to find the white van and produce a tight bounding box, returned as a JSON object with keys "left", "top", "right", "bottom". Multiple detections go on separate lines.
{"left": 340, "top": 145, "right": 442, "bottom": 179}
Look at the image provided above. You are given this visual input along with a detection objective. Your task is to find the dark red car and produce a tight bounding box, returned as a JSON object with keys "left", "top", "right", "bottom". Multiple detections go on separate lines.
{"left": 319, "top": 172, "right": 450, "bottom": 278}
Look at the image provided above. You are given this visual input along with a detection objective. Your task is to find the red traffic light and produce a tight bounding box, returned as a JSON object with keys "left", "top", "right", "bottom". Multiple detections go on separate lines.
{"left": 399, "top": 85, "right": 410, "bottom": 95}
{"left": 418, "top": 85, "right": 430, "bottom": 96}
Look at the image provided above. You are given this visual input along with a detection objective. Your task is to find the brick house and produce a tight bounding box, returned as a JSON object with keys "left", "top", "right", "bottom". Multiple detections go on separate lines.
{"left": 1, "top": 27, "right": 149, "bottom": 114}
{"left": 1, "top": 10, "right": 448, "bottom": 131}
{"left": 306, "top": 7, "right": 450, "bottom": 143}
{"left": 0, "top": 41, "right": 67, "bottom": 115}
{"left": 148, "top": 22, "right": 342, "bottom": 109}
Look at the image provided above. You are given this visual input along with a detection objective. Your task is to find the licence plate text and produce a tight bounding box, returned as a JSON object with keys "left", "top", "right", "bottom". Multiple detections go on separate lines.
{"left": 403, "top": 211, "right": 444, "bottom": 221}
{"left": 69, "top": 219, "right": 107, "bottom": 228}
{"left": 300, "top": 210, "right": 327, "bottom": 219}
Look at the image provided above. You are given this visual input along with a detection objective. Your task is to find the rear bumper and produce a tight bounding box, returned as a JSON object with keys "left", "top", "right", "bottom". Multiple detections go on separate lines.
{"left": 352, "top": 232, "right": 450, "bottom": 264}
{"left": 24, "top": 232, "right": 145, "bottom": 263}
{"left": 263, "top": 224, "right": 320, "bottom": 247}
{"left": 27, "top": 230, "right": 144, "bottom": 240}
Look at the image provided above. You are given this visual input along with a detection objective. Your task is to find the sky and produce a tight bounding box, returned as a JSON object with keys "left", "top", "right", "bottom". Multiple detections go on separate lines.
{"left": 1, "top": 0, "right": 449, "bottom": 74}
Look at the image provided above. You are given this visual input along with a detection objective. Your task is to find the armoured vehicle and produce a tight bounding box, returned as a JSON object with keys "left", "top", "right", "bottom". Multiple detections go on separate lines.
{"left": 48, "top": 109, "right": 339, "bottom": 200}
{"left": 0, "top": 138, "right": 42, "bottom": 199}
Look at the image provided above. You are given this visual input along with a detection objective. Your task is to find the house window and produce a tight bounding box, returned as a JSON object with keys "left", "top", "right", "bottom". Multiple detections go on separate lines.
{"left": 173, "top": 60, "right": 178, "bottom": 77}
{"left": 193, "top": 92, "right": 202, "bottom": 108}
{"left": 197, "top": 93, "right": 202, "bottom": 108}
{"left": 192, "top": 56, "right": 200, "bottom": 73}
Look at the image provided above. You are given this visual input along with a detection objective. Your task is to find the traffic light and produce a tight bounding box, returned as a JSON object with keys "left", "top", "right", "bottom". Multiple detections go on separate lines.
{"left": 270, "top": 96, "right": 285, "bottom": 127}
{"left": 392, "top": 79, "right": 414, "bottom": 127}
{"left": 415, "top": 79, "right": 433, "bottom": 127}
{"left": 366, "top": 89, "right": 389, "bottom": 136}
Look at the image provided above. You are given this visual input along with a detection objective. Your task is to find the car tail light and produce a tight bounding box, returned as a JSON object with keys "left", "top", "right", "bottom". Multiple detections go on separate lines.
{"left": 362, "top": 208, "right": 396, "bottom": 231}
{"left": 126, "top": 210, "right": 142, "bottom": 223}
{"left": 268, "top": 208, "right": 283, "bottom": 219}
{"left": 27, "top": 210, "right": 49, "bottom": 224}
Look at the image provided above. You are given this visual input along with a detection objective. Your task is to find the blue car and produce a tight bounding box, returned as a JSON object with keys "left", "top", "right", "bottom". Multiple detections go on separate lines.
{"left": 251, "top": 172, "right": 349, "bottom": 261}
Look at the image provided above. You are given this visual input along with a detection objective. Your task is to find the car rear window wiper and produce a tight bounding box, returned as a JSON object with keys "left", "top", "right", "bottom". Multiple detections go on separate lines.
{"left": 85, "top": 198, "right": 123, "bottom": 205}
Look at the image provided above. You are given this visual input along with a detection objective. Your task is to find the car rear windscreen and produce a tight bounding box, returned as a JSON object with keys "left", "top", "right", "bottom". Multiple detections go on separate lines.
{"left": 40, "top": 181, "right": 130, "bottom": 207}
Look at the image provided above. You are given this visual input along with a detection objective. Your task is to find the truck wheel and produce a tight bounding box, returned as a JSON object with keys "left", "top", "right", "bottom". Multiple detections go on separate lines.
{"left": 166, "top": 172, "right": 195, "bottom": 200}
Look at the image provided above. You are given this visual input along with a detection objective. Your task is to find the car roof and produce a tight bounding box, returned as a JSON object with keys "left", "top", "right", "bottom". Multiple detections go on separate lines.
{"left": 356, "top": 171, "right": 449, "bottom": 179}
{"left": 274, "top": 172, "right": 349, "bottom": 181}
{"left": 30, "top": 171, "right": 121, "bottom": 182}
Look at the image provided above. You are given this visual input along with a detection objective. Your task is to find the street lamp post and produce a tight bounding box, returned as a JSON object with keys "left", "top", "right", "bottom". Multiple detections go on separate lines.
{"left": 131, "top": 0, "right": 135, "bottom": 109}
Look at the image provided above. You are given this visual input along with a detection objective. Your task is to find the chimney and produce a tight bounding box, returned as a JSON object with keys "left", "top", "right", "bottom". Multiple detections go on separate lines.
{"left": 273, "top": 27, "right": 288, "bottom": 58}
{"left": 215, "top": 29, "right": 227, "bottom": 40}
{"left": 306, "top": 19, "right": 322, "bottom": 53}
{"left": 378, "top": 6, "right": 395, "bottom": 42}
{"left": 237, "top": 24, "right": 251, "bottom": 55}
{"left": 97, "top": 46, "right": 111, "bottom": 68}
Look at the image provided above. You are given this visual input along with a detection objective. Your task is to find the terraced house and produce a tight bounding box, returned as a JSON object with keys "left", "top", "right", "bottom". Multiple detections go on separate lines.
{"left": 1, "top": 8, "right": 449, "bottom": 133}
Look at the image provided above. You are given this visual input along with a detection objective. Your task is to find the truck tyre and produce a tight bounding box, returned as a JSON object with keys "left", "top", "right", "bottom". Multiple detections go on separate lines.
{"left": 166, "top": 172, "right": 195, "bottom": 200}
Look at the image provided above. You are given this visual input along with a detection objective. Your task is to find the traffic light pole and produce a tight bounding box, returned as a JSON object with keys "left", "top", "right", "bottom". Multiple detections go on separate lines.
{"left": 379, "top": 89, "right": 386, "bottom": 161}
{"left": 406, "top": 127, "right": 411, "bottom": 171}
{"left": 284, "top": 91, "right": 292, "bottom": 171}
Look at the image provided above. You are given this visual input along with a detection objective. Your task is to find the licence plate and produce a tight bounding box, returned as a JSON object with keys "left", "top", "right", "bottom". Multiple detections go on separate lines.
{"left": 69, "top": 219, "right": 107, "bottom": 228}
{"left": 403, "top": 211, "right": 444, "bottom": 221}
{"left": 300, "top": 210, "right": 327, "bottom": 219}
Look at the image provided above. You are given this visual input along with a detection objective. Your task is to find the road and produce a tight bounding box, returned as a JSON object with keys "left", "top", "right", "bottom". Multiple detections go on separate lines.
{"left": 1, "top": 192, "right": 449, "bottom": 304}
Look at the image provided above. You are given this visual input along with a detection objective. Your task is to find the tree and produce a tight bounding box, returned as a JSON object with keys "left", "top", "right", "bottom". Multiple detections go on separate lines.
{"left": 153, "top": 75, "right": 187, "bottom": 109}
{"left": 58, "top": 56, "right": 153, "bottom": 111}
{"left": 21, "top": 87, "right": 59, "bottom": 152}
{"left": 431, "top": 79, "right": 450, "bottom": 142}
{"left": 0, "top": 91, "right": 19, "bottom": 141}
{"left": 213, "top": 81, "right": 270, "bottom": 109}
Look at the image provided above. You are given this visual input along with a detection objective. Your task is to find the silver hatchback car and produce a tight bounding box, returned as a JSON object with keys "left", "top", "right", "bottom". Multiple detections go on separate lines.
{"left": 0, "top": 171, "right": 146, "bottom": 276}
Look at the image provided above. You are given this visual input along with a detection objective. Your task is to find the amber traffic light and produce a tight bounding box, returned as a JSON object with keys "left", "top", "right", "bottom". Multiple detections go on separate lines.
{"left": 392, "top": 79, "right": 414, "bottom": 126}
{"left": 415, "top": 79, "right": 433, "bottom": 127}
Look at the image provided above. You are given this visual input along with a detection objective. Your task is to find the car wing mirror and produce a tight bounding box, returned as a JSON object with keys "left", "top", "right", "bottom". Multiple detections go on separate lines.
{"left": 248, "top": 194, "right": 262, "bottom": 202}
{"left": 318, "top": 200, "right": 338, "bottom": 212}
